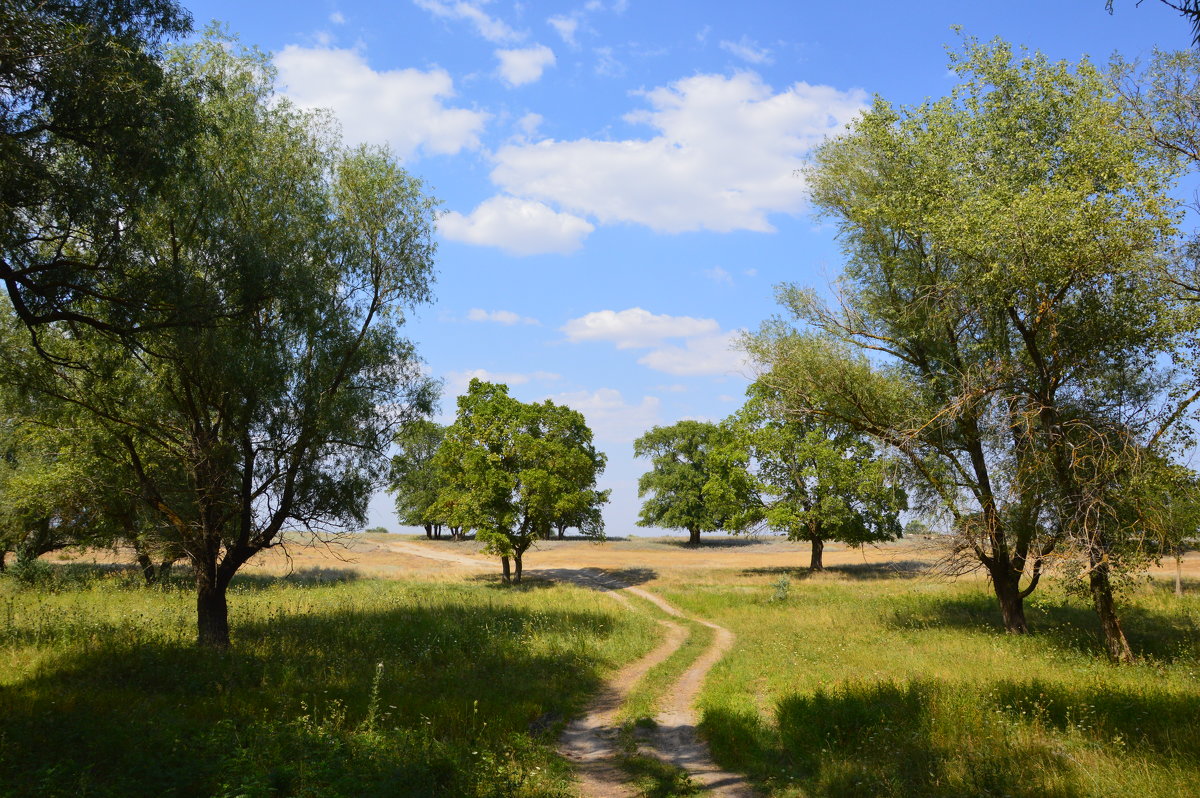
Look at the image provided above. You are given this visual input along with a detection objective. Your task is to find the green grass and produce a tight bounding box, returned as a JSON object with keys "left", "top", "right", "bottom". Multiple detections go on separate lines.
{"left": 0, "top": 565, "right": 659, "bottom": 797}
{"left": 668, "top": 570, "right": 1200, "bottom": 798}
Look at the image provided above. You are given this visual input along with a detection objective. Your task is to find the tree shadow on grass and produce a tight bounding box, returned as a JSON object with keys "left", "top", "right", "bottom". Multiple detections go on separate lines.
{"left": 701, "top": 677, "right": 1197, "bottom": 798}
{"left": 740, "top": 561, "right": 929, "bottom": 581}
{"left": 0, "top": 598, "right": 621, "bottom": 797}
{"left": 886, "top": 590, "right": 1200, "bottom": 663}
{"left": 660, "top": 536, "right": 770, "bottom": 549}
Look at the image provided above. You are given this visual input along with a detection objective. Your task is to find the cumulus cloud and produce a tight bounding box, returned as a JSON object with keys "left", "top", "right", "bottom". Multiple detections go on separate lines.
{"left": 561, "top": 308, "right": 719, "bottom": 349}
{"left": 720, "top": 36, "right": 772, "bottom": 64}
{"left": 496, "top": 44, "right": 556, "bottom": 87}
{"left": 516, "top": 112, "right": 543, "bottom": 137}
{"left": 466, "top": 308, "right": 539, "bottom": 325}
{"left": 439, "top": 196, "right": 594, "bottom": 255}
{"left": 546, "top": 388, "right": 661, "bottom": 444}
{"left": 445, "top": 368, "right": 560, "bottom": 395}
{"left": 636, "top": 330, "right": 749, "bottom": 377}
{"left": 275, "top": 45, "right": 487, "bottom": 159}
{"left": 413, "top": 0, "right": 522, "bottom": 43}
{"left": 490, "top": 72, "right": 865, "bottom": 233}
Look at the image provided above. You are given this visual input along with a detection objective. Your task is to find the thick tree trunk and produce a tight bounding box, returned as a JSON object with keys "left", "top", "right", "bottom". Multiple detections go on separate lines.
{"left": 514, "top": 551, "right": 523, "bottom": 584}
{"left": 196, "top": 578, "right": 231, "bottom": 649}
{"left": 424, "top": 523, "right": 433, "bottom": 539}
{"left": 157, "top": 560, "right": 174, "bottom": 583}
{"left": 1176, "top": 552, "right": 1184, "bottom": 597}
{"left": 810, "top": 538, "right": 825, "bottom": 571}
{"left": 137, "top": 552, "right": 158, "bottom": 585}
{"left": 501, "top": 555, "right": 511, "bottom": 583}
{"left": 1089, "top": 547, "right": 1134, "bottom": 663}
{"left": 0, "top": 550, "right": 6, "bottom": 572}
{"left": 688, "top": 527, "right": 700, "bottom": 546}
{"left": 989, "top": 565, "right": 1029, "bottom": 634}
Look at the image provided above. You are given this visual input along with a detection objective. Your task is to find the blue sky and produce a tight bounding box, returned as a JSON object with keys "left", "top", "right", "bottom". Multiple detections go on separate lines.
{"left": 184, "top": 0, "right": 1192, "bottom": 536}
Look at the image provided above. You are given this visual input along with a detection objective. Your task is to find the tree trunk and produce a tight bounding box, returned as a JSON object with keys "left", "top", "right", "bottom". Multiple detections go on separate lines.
{"left": 1089, "top": 547, "right": 1134, "bottom": 663}
{"left": 514, "top": 551, "right": 523, "bottom": 584}
{"left": 688, "top": 527, "right": 700, "bottom": 546}
{"left": 137, "top": 552, "right": 158, "bottom": 585}
{"left": 1176, "top": 552, "right": 1184, "bottom": 597}
{"left": 158, "top": 560, "right": 174, "bottom": 583}
{"left": 424, "top": 523, "right": 433, "bottom": 539}
{"left": 0, "top": 550, "right": 6, "bottom": 572}
{"left": 500, "top": 555, "right": 511, "bottom": 583}
{"left": 809, "top": 538, "right": 825, "bottom": 571}
{"left": 557, "top": 523, "right": 566, "bottom": 540}
{"left": 196, "top": 578, "right": 231, "bottom": 649}
{"left": 989, "top": 565, "right": 1029, "bottom": 634}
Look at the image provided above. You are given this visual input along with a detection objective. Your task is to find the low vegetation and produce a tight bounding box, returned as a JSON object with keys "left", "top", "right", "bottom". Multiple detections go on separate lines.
{"left": 677, "top": 570, "right": 1200, "bottom": 797}
{"left": 0, "top": 565, "right": 658, "bottom": 797}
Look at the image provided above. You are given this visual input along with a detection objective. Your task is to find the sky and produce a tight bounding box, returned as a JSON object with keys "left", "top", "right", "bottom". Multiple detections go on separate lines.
{"left": 182, "top": 0, "right": 1194, "bottom": 536}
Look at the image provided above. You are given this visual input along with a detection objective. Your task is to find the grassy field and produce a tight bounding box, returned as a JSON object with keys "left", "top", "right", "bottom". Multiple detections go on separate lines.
{"left": 0, "top": 565, "right": 658, "bottom": 797}
{"left": 3, "top": 538, "right": 1198, "bottom": 797}
{"left": 672, "top": 569, "right": 1200, "bottom": 798}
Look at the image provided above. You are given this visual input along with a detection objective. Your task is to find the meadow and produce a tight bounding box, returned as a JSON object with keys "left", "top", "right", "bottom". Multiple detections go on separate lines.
{"left": 1, "top": 537, "right": 1198, "bottom": 798}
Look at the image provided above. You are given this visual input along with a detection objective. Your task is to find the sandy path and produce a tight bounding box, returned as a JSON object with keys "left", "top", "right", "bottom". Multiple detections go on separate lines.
{"left": 380, "top": 539, "right": 493, "bottom": 568}
{"left": 543, "top": 568, "right": 755, "bottom": 797}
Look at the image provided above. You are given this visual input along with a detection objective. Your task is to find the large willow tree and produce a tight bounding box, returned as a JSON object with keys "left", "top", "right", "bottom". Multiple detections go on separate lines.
{"left": 747, "top": 38, "right": 1187, "bottom": 661}
{"left": 5, "top": 33, "right": 438, "bottom": 648}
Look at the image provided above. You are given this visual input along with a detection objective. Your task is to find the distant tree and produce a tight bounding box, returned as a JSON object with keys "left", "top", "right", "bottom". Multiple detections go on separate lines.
{"left": 435, "top": 380, "right": 605, "bottom": 582}
{"left": 903, "top": 519, "right": 933, "bottom": 538}
{"left": 634, "top": 420, "right": 752, "bottom": 545}
{"left": 551, "top": 488, "right": 610, "bottom": 539}
{"left": 724, "top": 382, "right": 905, "bottom": 570}
{"left": 390, "top": 419, "right": 449, "bottom": 538}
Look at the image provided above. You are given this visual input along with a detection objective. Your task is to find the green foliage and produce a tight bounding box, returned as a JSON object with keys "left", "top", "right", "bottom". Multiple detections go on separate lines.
{"left": 2, "top": 31, "right": 440, "bottom": 646}
{"left": 0, "top": 0, "right": 199, "bottom": 338}
{"left": 634, "top": 420, "right": 752, "bottom": 544}
{"left": 390, "top": 419, "right": 449, "bottom": 532}
{"left": 435, "top": 380, "right": 607, "bottom": 580}
{"left": 746, "top": 37, "right": 1185, "bottom": 641}
{"left": 723, "top": 382, "right": 905, "bottom": 563}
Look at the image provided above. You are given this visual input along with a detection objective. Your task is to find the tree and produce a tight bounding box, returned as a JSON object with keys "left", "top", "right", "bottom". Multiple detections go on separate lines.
{"left": 1106, "top": 1, "right": 1200, "bottom": 47}
{"left": 2, "top": 34, "right": 439, "bottom": 648}
{"left": 746, "top": 38, "right": 1183, "bottom": 658}
{"left": 634, "top": 420, "right": 752, "bottom": 545}
{"left": 1, "top": 0, "right": 202, "bottom": 342}
{"left": 435, "top": 380, "right": 606, "bottom": 582}
{"left": 725, "top": 382, "right": 905, "bottom": 570}
{"left": 390, "top": 419, "right": 449, "bottom": 538}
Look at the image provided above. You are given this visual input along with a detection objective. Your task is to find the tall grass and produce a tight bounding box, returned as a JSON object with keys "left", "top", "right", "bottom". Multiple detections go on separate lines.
{"left": 0, "top": 566, "right": 658, "bottom": 797}
{"left": 671, "top": 570, "right": 1200, "bottom": 797}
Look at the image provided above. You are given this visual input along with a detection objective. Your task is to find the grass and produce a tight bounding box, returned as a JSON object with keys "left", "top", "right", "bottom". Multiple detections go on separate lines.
{"left": 668, "top": 570, "right": 1200, "bottom": 798}
{"left": 0, "top": 564, "right": 659, "bottom": 797}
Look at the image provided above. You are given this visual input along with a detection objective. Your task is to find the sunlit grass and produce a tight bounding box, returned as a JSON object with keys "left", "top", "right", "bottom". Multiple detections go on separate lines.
{"left": 0, "top": 566, "right": 659, "bottom": 797}
{"left": 669, "top": 571, "right": 1200, "bottom": 797}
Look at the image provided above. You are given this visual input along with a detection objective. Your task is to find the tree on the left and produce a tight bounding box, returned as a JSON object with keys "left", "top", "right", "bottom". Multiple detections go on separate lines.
{"left": 1, "top": 0, "right": 201, "bottom": 341}
{"left": 3, "top": 32, "right": 439, "bottom": 648}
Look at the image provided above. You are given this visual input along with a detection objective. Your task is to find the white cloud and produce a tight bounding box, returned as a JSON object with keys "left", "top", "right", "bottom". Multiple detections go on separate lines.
{"left": 546, "top": 388, "right": 661, "bottom": 444}
{"left": 329, "top": 11, "right": 345, "bottom": 24}
{"left": 636, "top": 331, "right": 749, "bottom": 377}
{"left": 696, "top": 25, "right": 711, "bottom": 44}
{"left": 439, "top": 196, "right": 594, "bottom": 255}
{"left": 561, "top": 308, "right": 719, "bottom": 349}
{"left": 743, "top": 268, "right": 758, "bottom": 277}
{"left": 496, "top": 44, "right": 556, "bottom": 87}
{"left": 490, "top": 72, "right": 865, "bottom": 233}
{"left": 593, "top": 45, "right": 624, "bottom": 77}
{"left": 413, "top": 0, "right": 522, "bottom": 43}
{"left": 275, "top": 45, "right": 488, "bottom": 159}
{"left": 720, "top": 36, "right": 772, "bottom": 64}
{"left": 466, "top": 308, "right": 540, "bottom": 325}
{"left": 445, "top": 368, "right": 560, "bottom": 395}
{"left": 548, "top": 15, "right": 579, "bottom": 47}
{"left": 703, "top": 266, "right": 733, "bottom": 285}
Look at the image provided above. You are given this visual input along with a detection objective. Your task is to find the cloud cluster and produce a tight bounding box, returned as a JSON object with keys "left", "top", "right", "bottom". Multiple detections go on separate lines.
{"left": 413, "top": 0, "right": 522, "bottom": 43}
{"left": 274, "top": 45, "right": 487, "bottom": 160}
{"left": 438, "top": 196, "right": 594, "bottom": 255}
{"left": 496, "top": 44, "right": 556, "bottom": 86}
{"left": 466, "top": 308, "right": 539, "bottom": 325}
{"left": 562, "top": 308, "right": 747, "bottom": 377}
{"left": 490, "top": 72, "right": 866, "bottom": 234}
